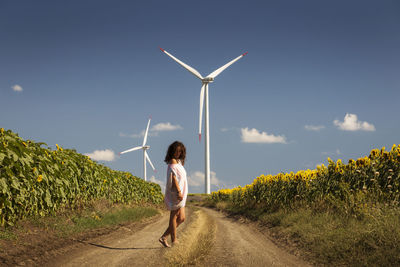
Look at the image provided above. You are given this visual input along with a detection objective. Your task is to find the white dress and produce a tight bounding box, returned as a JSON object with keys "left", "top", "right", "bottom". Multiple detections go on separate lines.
{"left": 164, "top": 160, "right": 188, "bottom": 210}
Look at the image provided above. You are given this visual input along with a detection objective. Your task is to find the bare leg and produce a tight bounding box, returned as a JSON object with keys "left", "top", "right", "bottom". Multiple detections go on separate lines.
{"left": 169, "top": 208, "right": 185, "bottom": 245}
{"left": 160, "top": 207, "right": 186, "bottom": 247}
{"left": 176, "top": 207, "right": 185, "bottom": 227}
{"left": 161, "top": 209, "right": 180, "bottom": 245}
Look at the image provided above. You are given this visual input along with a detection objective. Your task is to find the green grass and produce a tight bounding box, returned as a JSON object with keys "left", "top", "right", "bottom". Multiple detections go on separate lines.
{"left": 260, "top": 207, "right": 400, "bottom": 266}
{"left": 38, "top": 205, "right": 160, "bottom": 237}
{"left": 1, "top": 201, "right": 161, "bottom": 241}
{"left": 66, "top": 206, "right": 159, "bottom": 234}
{"left": 0, "top": 228, "right": 17, "bottom": 241}
{"left": 203, "top": 199, "right": 400, "bottom": 266}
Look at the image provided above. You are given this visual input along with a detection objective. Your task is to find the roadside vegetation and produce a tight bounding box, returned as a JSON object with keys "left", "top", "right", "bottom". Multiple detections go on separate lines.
{"left": 0, "top": 199, "right": 162, "bottom": 266}
{"left": 0, "top": 200, "right": 160, "bottom": 240}
{"left": 165, "top": 207, "right": 216, "bottom": 267}
{"left": 30, "top": 200, "right": 160, "bottom": 237}
{"left": 206, "top": 145, "right": 400, "bottom": 266}
{"left": 0, "top": 127, "right": 166, "bottom": 264}
{"left": 0, "top": 128, "right": 163, "bottom": 227}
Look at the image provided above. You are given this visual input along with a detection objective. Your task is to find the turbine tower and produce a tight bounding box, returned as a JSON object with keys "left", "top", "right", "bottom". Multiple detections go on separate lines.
{"left": 119, "top": 117, "right": 156, "bottom": 181}
{"left": 160, "top": 48, "right": 247, "bottom": 194}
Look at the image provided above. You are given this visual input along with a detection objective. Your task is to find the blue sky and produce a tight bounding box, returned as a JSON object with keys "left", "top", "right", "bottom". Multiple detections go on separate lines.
{"left": 1, "top": 0, "right": 399, "bottom": 193}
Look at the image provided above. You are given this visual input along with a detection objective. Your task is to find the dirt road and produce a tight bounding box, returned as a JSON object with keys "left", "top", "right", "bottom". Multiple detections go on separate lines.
{"left": 48, "top": 207, "right": 311, "bottom": 267}
{"left": 200, "top": 208, "right": 310, "bottom": 267}
{"left": 47, "top": 211, "right": 183, "bottom": 267}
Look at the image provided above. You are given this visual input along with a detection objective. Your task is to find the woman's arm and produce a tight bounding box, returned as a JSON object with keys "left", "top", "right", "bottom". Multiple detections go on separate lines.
{"left": 170, "top": 171, "right": 183, "bottom": 201}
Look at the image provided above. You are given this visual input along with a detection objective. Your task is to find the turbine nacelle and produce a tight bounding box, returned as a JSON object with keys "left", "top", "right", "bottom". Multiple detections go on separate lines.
{"left": 202, "top": 77, "right": 214, "bottom": 83}
{"left": 143, "top": 145, "right": 150, "bottom": 150}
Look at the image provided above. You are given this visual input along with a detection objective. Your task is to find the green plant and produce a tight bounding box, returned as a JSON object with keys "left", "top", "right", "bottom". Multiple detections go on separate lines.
{"left": 0, "top": 128, "right": 163, "bottom": 226}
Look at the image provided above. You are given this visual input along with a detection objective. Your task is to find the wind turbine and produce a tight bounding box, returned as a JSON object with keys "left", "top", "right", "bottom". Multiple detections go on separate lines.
{"left": 119, "top": 117, "right": 156, "bottom": 181}
{"left": 160, "top": 48, "right": 247, "bottom": 194}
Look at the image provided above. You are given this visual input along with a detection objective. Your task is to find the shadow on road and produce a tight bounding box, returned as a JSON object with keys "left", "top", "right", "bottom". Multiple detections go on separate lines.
{"left": 77, "top": 240, "right": 162, "bottom": 250}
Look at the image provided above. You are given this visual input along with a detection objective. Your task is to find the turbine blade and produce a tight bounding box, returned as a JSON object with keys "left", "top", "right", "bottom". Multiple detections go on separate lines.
{"left": 143, "top": 117, "right": 151, "bottom": 146}
{"left": 160, "top": 47, "right": 203, "bottom": 80}
{"left": 120, "top": 146, "right": 142, "bottom": 155}
{"left": 145, "top": 151, "right": 156, "bottom": 171}
{"left": 199, "top": 84, "right": 205, "bottom": 142}
{"left": 206, "top": 52, "right": 248, "bottom": 79}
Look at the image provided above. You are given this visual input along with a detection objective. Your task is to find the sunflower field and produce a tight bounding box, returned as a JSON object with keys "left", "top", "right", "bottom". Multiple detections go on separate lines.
{"left": 210, "top": 144, "right": 400, "bottom": 216}
{"left": 0, "top": 128, "right": 163, "bottom": 226}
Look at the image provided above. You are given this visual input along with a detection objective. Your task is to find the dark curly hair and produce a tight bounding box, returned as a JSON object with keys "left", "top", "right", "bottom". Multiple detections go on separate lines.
{"left": 164, "top": 141, "right": 186, "bottom": 165}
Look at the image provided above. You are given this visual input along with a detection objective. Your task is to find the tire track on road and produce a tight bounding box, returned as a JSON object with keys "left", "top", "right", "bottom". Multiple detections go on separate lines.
{"left": 199, "top": 207, "right": 311, "bottom": 267}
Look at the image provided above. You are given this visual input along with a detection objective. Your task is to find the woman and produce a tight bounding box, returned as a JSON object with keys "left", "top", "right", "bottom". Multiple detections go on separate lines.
{"left": 159, "top": 141, "right": 188, "bottom": 248}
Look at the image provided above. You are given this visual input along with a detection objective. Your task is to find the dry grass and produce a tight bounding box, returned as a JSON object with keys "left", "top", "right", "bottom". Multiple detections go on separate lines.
{"left": 165, "top": 208, "right": 216, "bottom": 266}
{"left": 200, "top": 195, "right": 400, "bottom": 266}
{"left": 0, "top": 200, "right": 161, "bottom": 240}
{"left": 215, "top": 201, "right": 229, "bottom": 211}
{"left": 259, "top": 206, "right": 400, "bottom": 266}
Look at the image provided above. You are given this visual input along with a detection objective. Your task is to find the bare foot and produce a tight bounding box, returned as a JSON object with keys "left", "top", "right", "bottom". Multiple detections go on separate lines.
{"left": 159, "top": 236, "right": 171, "bottom": 248}
{"left": 171, "top": 240, "right": 179, "bottom": 246}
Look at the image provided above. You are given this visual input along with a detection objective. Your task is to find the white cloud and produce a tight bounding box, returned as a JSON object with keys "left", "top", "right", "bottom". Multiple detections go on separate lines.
{"left": 210, "top": 172, "right": 221, "bottom": 187}
{"left": 322, "top": 149, "right": 342, "bottom": 156}
{"left": 150, "top": 176, "right": 165, "bottom": 193}
{"left": 241, "top": 127, "right": 287, "bottom": 144}
{"left": 12, "top": 84, "right": 23, "bottom": 92}
{"left": 304, "top": 125, "right": 325, "bottom": 131}
{"left": 187, "top": 171, "right": 221, "bottom": 188}
{"left": 85, "top": 149, "right": 116, "bottom": 161}
{"left": 119, "top": 130, "right": 158, "bottom": 138}
{"left": 120, "top": 122, "right": 182, "bottom": 139}
{"left": 188, "top": 171, "right": 204, "bottom": 187}
{"left": 333, "top": 113, "right": 375, "bottom": 131}
{"left": 220, "top": 127, "right": 241, "bottom": 132}
{"left": 151, "top": 122, "right": 183, "bottom": 132}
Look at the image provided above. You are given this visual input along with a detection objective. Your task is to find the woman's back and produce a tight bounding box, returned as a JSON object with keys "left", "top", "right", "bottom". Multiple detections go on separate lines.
{"left": 165, "top": 159, "right": 188, "bottom": 210}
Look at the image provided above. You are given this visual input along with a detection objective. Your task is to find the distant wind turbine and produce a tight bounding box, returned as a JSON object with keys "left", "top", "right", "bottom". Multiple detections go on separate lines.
{"left": 160, "top": 48, "right": 247, "bottom": 194}
{"left": 119, "top": 117, "right": 156, "bottom": 181}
